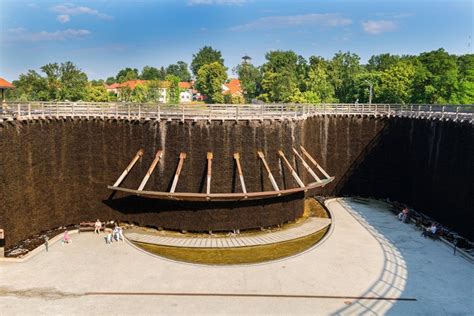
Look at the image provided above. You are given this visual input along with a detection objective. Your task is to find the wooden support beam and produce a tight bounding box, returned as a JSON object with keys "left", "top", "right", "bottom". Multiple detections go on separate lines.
{"left": 137, "top": 150, "right": 163, "bottom": 191}
{"left": 257, "top": 151, "right": 280, "bottom": 192}
{"left": 300, "top": 146, "right": 331, "bottom": 179}
{"left": 278, "top": 150, "right": 305, "bottom": 188}
{"left": 170, "top": 152, "right": 186, "bottom": 193}
{"left": 233, "top": 153, "right": 247, "bottom": 195}
{"left": 292, "top": 148, "right": 321, "bottom": 182}
{"left": 112, "top": 149, "right": 144, "bottom": 188}
{"left": 206, "top": 152, "right": 213, "bottom": 195}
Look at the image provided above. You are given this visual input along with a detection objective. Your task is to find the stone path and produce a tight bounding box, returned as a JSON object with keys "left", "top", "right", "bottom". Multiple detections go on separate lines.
{"left": 125, "top": 217, "right": 331, "bottom": 248}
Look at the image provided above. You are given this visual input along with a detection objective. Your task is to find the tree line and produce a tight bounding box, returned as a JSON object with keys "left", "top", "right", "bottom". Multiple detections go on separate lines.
{"left": 6, "top": 47, "right": 473, "bottom": 104}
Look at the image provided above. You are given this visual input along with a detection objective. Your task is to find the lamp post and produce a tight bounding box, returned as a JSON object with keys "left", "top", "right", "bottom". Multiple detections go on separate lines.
{"left": 365, "top": 80, "right": 373, "bottom": 105}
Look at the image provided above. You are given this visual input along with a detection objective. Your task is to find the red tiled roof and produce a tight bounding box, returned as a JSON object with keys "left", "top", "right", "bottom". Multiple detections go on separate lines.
{"left": 179, "top": 82, "right": 193, "bottom": 89}
{"left": 117, "top": 80, "right": 148, "bottom": 89}
{"left": 0, "top": 77, "right": 14, "bottom": 89}
{"left": 223, "top": 79, "right": 242, "bottom": 96}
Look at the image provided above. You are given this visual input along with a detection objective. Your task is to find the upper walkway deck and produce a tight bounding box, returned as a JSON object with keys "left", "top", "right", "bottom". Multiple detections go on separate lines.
{"left": 1, "top": 102, "right": 473, "bottom": 123}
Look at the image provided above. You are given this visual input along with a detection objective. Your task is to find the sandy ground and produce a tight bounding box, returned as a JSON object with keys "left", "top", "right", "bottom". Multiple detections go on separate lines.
{"left": 0, "top": 198, "right": 472, "bottom": 315}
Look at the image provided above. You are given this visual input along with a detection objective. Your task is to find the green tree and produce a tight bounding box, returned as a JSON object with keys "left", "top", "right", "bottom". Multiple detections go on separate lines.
{"left": 166, "top": 61, "right": 191, "bottom": 82}
{"left": 10, "top": 70, "right": 49, "bottom": 101}
{"left": 105, "top": 77, "right": 116, "bottom": 85}
{"left": 235, "top": 61, "right": 261, "bottom": 103}
{"left": 366, "top": 53, "right": 401, "bottom": 72}
{"left": 329, "top": 51, "right": 362, "bottom": 102}
{"left": 411, "top": 49, "right": 459, "bottom": 103}
{"left": 260, "top": 50, "right": 299, "bottom": 102}
{"left": 147, "top": 80, "right": 166, "bottom": 102}
{"left": 141, "top": 66, "right": 161, "bottom": 80}
{"left": 165, "top": 74, "right": 180, "bottom": 103}
{"left": 377, "top": 61, "right": 415, "bottom": 103}
{"left": 191, "top": 46, "right": 224, "bottom": 77}
{"left": 116, "top": 68, "right": 139, "bottom": 83}
{"left": 85, "top": 84, "right": 110, "bottom": 102}
{"left": 305, "top": 56, "right": 336, "bottom": 103}
{"left": 130, "top": 84, "right": 148, "bottom": 102}
{"left": 41, "top": 61, "right": 88, "bottom": 101}
{"left": 196, "top": 62, "right": 227, "bottom": 103}
{"left": 455, "top": 54, "right": 474, "bottom": 104}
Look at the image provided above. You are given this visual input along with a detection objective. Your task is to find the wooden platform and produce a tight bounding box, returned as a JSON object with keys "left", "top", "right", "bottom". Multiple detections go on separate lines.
{"left": 124, "top": 217, "right": 331, "bottom": 248}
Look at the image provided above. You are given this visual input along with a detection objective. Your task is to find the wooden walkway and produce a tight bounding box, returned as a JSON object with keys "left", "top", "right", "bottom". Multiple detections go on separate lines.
{"left": 124, "top": 217, "right": 331, "bottom": 248}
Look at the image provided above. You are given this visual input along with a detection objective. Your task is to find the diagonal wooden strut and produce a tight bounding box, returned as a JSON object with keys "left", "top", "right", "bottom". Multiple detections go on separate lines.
{"left": 233, "top": 153, "right": 247, "bottom": 195}
{"left": 206, "top": 152, "right": 213, "bottom": 195}
{"left": 292, "top": 148, "right": 321, "bottom": 182}
{"left": 300, "top": 146, "right": 331, "bottom": 179}
{"left": 113, "top": 149, "right": 144, "bottom": 188}
{"left": 138, "top": 150, "right": 163, "bottom": 191}
{"left": 257, "top": 151, "right": 280, "bottom": 192}
{"left": 278, "top": 150, "right": 305, "bottom": 188}
{"left": 170, "top": 152, "right": 187, "bottom": 193}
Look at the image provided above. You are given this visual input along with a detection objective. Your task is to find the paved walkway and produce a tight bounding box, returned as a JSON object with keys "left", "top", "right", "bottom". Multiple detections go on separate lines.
{"left": 125, "top": 217, "right": 331, "bottom": 248}
{"left": 0, "top": 198, "right": 472, "bottom": 315}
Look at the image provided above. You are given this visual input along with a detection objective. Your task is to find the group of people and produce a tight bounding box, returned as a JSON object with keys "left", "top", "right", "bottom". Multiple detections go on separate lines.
{"left": 94, "top": 219, "right": 124, "bottom": 244}
{"left": 398, "top": 207, "right": 439, "bottom": 239}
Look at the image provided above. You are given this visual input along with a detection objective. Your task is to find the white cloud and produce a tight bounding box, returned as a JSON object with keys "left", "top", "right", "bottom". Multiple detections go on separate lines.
{"left": 57, "top": 14, "right": 70, "bottom": 23}
{"left": 52, "top": 3, "right": 112, "bottom": 20}
{"left": 362, "top": 20, "right": 396, "bottom": 34}
{"left": 231, "top": 13, "right": 352, "bottom": 31}
{"left": 188, "top": 0, "right": 248, "bottom": 5}
{"left": 6, "top": 28, "right": 90, "bottom": 41}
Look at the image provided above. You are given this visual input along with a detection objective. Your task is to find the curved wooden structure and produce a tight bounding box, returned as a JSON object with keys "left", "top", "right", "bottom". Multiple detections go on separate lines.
{"left": 108, "top": 147, "right": 334, "bottom": 202}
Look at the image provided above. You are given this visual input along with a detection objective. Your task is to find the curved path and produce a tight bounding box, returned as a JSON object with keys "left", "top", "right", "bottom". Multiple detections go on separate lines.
{"left": 0, "top": 198, "right": 472, "bottom": 315}
{"left": 125, "top": 217, "right": 331, "bottom": 248}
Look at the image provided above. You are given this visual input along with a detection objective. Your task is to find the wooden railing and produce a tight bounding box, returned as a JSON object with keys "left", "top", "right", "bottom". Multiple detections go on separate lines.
{"left": 1, "top": 102, "right": 473, "bottom": 123}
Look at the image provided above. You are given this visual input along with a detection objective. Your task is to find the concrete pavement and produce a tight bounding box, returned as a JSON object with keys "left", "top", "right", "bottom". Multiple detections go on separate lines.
{"left": 0, "top": 198, "right": 472, "bottom": 315}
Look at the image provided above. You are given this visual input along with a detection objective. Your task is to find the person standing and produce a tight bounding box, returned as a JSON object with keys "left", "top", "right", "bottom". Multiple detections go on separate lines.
{"left": 94, "top": 219, "right": 102, "bottom": 234}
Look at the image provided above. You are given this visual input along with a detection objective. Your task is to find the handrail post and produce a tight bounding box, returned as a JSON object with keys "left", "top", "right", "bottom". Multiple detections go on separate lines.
{"left": 115, "top": 103, "right": 118, "bottom": 117}
{"left": 280, "top": 104, "right": 283, "bottom": 119}
{"left": 456, "top": 107, "right": 459, "bottom": 121}
{"left": 181, "top": 104, "right": 185, "bottom": 122}
{"left": 56, "top": 102, "right": 59, "bottom": 118}
{"left": 17, "top": 103, "right": 21, "bottom": 119}
{"left": 208, "top": 105, "right": 212, "bottom": 121}
{"left": 236, "top": 105, "right": 239, "bottom": 121}
{"left": 442, "top": 106, "right": 445, "bottom": 119}
{"left": 28, "top": 103, "right": 31, "bottom": 119}
{"left": 157, "top": 104, "right": 161, "bottom": 120}
{"left": 42, "top": 102, "right": 45, "bottom": 117}
{"left": 138, "top": 103, "right": 141, "bottom": 119}
{"left": 127, "top": 103, "right": 130, "bottom": 119}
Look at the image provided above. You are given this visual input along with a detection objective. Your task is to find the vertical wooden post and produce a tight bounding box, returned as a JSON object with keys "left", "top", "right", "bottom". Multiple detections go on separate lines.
{"left": 257, "top": 151, "right": 280, "bottom": 192}
{"left": 233, "top": 153, "right": 247, "bottom": 195}
{"left": 206, "top": 152, "right": 213, "bottom": 196}
{"left": 28, "top": 103, "right": 31, "bottom": 119}
{"left": 157, "top": 104, "right": 161, "bottom": 121}
{"left": 292, "top": 148, "right": 321, "bottom": 182}
{"left": 112, "top": 149, "right": 144, "bottom": 188}
{"left": 17, "top": 103, "right": 21, "bottom": 118}
{"left": 181, "top": 104, "right": 185, "bottom": 122}
{"left": 170, "top": 152, "right": 186, "bottom": 193}
{"left": 127, "top": 103, "right": 131, "bottom": 119}
{"left": 278, "top": 150, "right": 305, "bottom": 188}
{"left": 138, "top": 150, "right": 163, "bottom": 191}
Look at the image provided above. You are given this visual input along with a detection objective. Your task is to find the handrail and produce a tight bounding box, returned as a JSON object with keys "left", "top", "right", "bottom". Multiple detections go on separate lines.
{"left": 1, "top": 102, "right": 473, "bottom": 123}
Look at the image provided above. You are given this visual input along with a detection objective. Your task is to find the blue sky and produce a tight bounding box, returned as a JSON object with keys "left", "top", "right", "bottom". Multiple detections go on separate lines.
{"left": 0, "top": 0, "right": 472, "bottom": 80}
